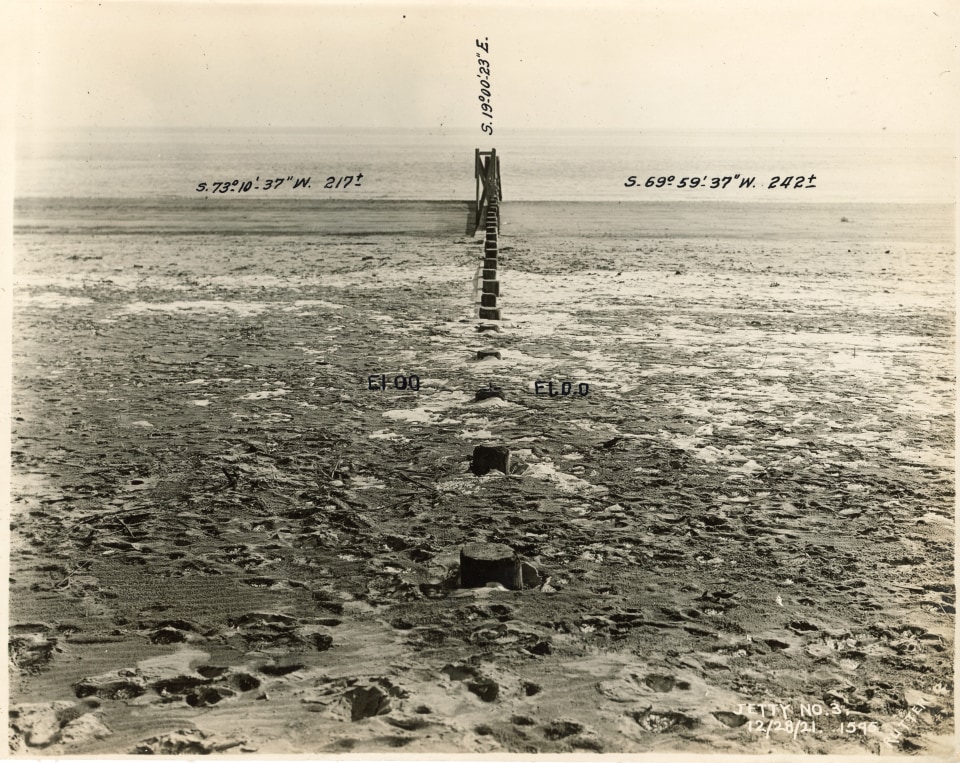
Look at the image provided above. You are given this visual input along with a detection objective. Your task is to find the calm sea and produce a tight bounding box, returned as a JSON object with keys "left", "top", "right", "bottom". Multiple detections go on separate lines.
{"left": 15, "top": 127, "right": 955, "bottom": 205}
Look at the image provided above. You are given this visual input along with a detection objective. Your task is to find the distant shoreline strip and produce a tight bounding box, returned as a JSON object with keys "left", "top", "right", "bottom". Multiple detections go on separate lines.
{"left": 13, "top": 199, "right": 955, "bottom": 244}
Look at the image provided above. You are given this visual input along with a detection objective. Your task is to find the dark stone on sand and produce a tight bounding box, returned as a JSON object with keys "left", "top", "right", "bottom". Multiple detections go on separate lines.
{"left": 310, "top": 633, "right": 334, "bottom": 651}
{"left": 475, "top": 388, "right": 505, "bottom": 402}
{"left": 470, "top": 445, "right": 511, "bottom": 476}
{"left": 476, "top": 349, "right": 501, "bottom": 360}
{"left": 476, "top": 323, "right": 501, "bottom": 333}
{"left": 527, "top": 640, "right": 553, "bottom": 656}
{"left": 523, "top": 681, "right": 542, "bottom": 696}
{"left": 460, "top": 542, "right": 521, "bottom": 590}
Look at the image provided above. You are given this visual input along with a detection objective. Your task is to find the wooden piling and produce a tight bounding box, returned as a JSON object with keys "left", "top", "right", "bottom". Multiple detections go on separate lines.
{"left": 460, "top": 543, "right": 521, "bottom": 589}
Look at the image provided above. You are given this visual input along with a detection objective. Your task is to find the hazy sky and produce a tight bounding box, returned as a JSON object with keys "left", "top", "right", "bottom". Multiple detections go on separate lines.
{"left": 12, "top": 0, "right": 959, "bottom": 132}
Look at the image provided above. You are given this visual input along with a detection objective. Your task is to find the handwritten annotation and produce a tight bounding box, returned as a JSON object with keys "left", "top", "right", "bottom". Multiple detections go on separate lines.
{"left": 535, "top": 380, "right": 590, "bottom": 397}
{"left": 476, "top": 38, "right": 493, "bottom": 136}
{"left": 363, "top": 377, "right": 595, "bottom": 397}
{"left": 625, "top": 174, "right": 817, "bottom": 190}
{"left": 368, "top": 374, "right": 421, "bottom": 392}
{"left": 195, "top": 174, "right": 363, "bottom": 193}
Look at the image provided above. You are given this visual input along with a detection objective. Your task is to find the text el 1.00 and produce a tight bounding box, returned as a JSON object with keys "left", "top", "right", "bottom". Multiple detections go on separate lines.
{"left": 368, "top": 374, "right": 421, "bottom": 391}
{"left": 624, "top": 174, "right": 817, "bottom": 190}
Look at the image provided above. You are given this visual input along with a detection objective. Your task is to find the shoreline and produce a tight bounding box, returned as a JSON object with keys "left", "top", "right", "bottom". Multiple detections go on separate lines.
{"left": 13, "top": 198, "right": 956, "bottom": 243}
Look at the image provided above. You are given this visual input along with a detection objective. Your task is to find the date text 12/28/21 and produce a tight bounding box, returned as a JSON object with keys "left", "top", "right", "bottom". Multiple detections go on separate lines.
{"left": 476, "top": 38, "right": 493, "bottom": 135}
{"left": 625, "top": 174, "right": 817, "bottom": 190}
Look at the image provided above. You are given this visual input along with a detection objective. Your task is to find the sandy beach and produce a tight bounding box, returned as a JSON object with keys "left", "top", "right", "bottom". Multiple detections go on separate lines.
{"left": 9, "top": 201, "right": 955, "bottom": 755}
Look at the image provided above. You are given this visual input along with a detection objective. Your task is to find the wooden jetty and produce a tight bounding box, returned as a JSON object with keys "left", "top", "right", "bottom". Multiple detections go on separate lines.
{"left": 474, "top": 149, "right": 502, "bottom": 321}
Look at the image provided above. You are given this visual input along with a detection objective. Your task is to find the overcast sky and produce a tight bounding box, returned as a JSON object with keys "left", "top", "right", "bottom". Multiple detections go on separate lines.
{"left": 12, "top": 0, "right": 958, "bottom": 132}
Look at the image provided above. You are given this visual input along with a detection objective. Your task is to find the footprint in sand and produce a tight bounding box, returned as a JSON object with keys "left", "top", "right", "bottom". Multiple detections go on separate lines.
{"left": 441, "top": 663, "right": 502, "bottom": 702}
{"left": 711, "top": 710, "right": 749, "bottom": 728}
{"left": 9, "top": 623, "right": 61, "bottom": 673}
{"left": 227, "top": 611, "right": 335, "bottom": 652}
{"left": 542, "top": 719, "right": 584, "bottom": 740}
{"left": 628, "top": 709, "right": 699, "bottom": 733}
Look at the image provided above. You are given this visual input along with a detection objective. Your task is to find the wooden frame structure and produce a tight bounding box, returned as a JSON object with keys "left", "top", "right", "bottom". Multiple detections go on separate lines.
{"left": 474, "top": 148, "right": 502, "bottom": 236}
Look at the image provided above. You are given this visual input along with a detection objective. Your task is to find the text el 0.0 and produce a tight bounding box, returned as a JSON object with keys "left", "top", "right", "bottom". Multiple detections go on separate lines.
{"left": 368, "top": 374, "right": 421, "bottom": 391}
{"left": 624, "top": 174, "right": 817, "bottom": 190}
{"left": 535, "top": 380, "right": 590, "bottom": 397}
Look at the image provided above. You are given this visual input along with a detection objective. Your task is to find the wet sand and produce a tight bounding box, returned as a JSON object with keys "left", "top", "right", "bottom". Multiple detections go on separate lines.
{"left": 9, "top": 201, "right": 955, "bottom": 754}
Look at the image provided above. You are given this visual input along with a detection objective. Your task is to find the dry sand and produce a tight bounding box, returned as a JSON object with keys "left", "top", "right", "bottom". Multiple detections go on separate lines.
{"left": 8, "top": 202, "right": 955, "bottom": 755}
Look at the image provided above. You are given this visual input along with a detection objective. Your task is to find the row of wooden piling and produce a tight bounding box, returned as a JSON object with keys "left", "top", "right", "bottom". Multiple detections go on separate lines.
{"left": 478, "top": 196, "right": 501, "bottom": 321}
{"left": 464, "top": 153, "right": 530, "bottom": 589}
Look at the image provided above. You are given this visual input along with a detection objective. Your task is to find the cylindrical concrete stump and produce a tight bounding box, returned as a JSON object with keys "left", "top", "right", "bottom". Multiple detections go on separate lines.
{"left": 481, "top": 293, "right": 497, "bottom": 308}
{"left": 470, "top": 444, "right": 511, "bottom": 475}
{"left": 476, "top": 323, "right": 501, "bottom": 333}
{"left": 476, "top": 349, "right": 501, "bottom": 360}
{"left": 482, "top": 280, "right": 499, "bottom": 296}
{"left": 460, "top": 543, "right": 521, "bottom": 589}
{"left": 483, "top": 258, "right": 498, "bottom": 269}
{"left": 484, "top": 245, "right": 498, "bottom": 256}
{"left": 479, "top": 307, "right": 501, "bottom": 320}
{"left": 482, "top": 269, "right": 497, "bottom": 280}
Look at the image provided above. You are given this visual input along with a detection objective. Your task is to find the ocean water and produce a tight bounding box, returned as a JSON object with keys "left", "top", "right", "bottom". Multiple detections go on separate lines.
{"left": 15, "top": 127, "right": 955, "bottom": 204}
